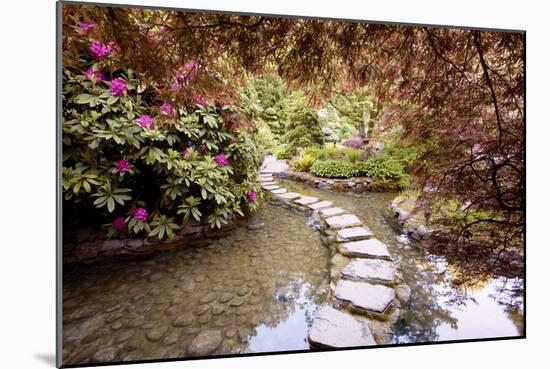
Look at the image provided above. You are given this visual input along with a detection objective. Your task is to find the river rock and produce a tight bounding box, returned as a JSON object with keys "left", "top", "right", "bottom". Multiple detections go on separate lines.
{"left": 326, "top": 214, "right": 362, "bottom": 229}
{"left": 276, "top": 192, "right": 301, "bottom": 200}
{"left": 308, "top": 305, "right": 375, "bottom": 348}
{"left": 341, "top": 259, "right": 397, "bottom": 285}
{"left": 308, "top": 200, "right": 333, "bottom": 210}
{"left": 338, "top": 239, "right": 392, "bottom": 260}
{"left": 146, "top": 325, "right": 168, "bottom": 342}
{"left": 92, "top": 347, "right": 118, "bottom": 362}
{"left": 218, "top": 292, "right": 234, "bottom": 303}
{"left": 395, "top": 284, "right": 412, "bottom": 303}
{"left": 172, "top": 314, "right": 193, "bottom": 327}
{"left": 187, "top": 329, "right": 223, "bottom": 357}
{"left": 294, "top": 196, "right": 319, "bottom": 205}
{"left": 333, "top": 280, "right": 395, "bottom": 316}
{"left": 336, "top": 226, "right": 373, "bottom": 241}
{"left": 247, "top": 223, "right": 265, "bottom": 231}
{"left": 319, "top": 207, "right": 346, "bottom": 217}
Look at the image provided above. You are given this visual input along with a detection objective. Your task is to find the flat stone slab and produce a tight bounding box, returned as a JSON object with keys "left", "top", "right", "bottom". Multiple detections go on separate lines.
{"left": 336, "top": 227, "right": 374, "bottom": 242}
{"left": 262, "top": 184, "right": 280, "bottom": 190}
{"left": 341, "top": 259, "right": 397, "bottom": 285}
{"left": 334, "top": 280, "right": 395, "bottom": 315}
{"left": 308, "top": 306, "right": 375, "bottom": 348}
{"left": 276, "top": 192, "right": 301, "bottom": 200}
{"left": 319, "top": 207, "right": 346, "bottom": 217}
{"left": 308, "top": 200, "right": 333, "bottom": 210}
{"left": 271, "top": 188, "right": 287, "bottom": 194}
{"left": 326, "top": 214, "right": 362, "bottom": 229}
{"left": 294, "top": 196, "right": 319, "bottom": 205}
{"left": 338, "top": 239, "right": 392, "bottom": 260}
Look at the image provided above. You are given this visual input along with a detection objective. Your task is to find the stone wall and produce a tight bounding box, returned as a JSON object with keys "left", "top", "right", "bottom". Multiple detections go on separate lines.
{"left": 63, "top": 220, "right": 242, "bottom": 264}
{"left": 279, "top": 170, "right": 400, "bottom": 192}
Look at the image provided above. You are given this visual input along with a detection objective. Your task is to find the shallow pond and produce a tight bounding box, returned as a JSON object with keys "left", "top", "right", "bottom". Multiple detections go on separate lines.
{"left": 278, "top": 178, "right": 524, "bottom": 343}
{"left": 62, "top": 203, "right": 330, "bottom": 365}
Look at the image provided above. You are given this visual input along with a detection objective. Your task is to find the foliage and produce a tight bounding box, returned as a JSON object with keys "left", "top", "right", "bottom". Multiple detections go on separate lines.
{"left": 62, "top": 65, "right": 263, "bottom": 239}
{"left": 291, "top": 154, "right": 317, "bottom": 172}
{"left": 310, "top": 160, "right": 358, "bottom": 179}
{"left": 354, "top": 157, "right": 411, "bottom": 189}
{"left": 281, "top": 94, "right": 325, "bottom": 158}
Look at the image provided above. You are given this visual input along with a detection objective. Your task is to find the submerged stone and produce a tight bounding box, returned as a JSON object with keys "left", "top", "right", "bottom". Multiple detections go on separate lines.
{"left": 338, "top": 239, "right": 391, "bottom": 260}
{"left": 294, "top": 196, "right": 319, "bottom": 205}
{"left": 341, "top": 259, "right": 397, "bottom": 285}
{"left": 187, "top": 329, "right": 223, "bottom": 357}
{"left": 308, "top": 305, "right": 375, "bottom": 348}
{"left": 333, "top": 280, "right": 395, "bottom": 315}
{"left": 336, "top": 227, "right": 373, "bottom": 241}
{"left": 319, "top": 207, "right": 346, "bottom": 217}
{"left": 326, "top": 214, "right": 362, "bottom": 229}
{"left": 308, "top": 200, "right": 333, "bottom": 210}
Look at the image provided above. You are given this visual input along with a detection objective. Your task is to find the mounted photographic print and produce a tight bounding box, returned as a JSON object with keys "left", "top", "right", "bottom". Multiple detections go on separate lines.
{"left": 57, "top": 1, "right": 525, "bottom": 367}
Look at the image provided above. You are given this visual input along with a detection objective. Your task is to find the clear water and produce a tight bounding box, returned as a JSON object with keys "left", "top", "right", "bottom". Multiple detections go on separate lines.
{"left": 62, "top": 203, "right": 330, "bottom": 365}
{"left": 278, "top": 178, "right": 524, "bottom": 343}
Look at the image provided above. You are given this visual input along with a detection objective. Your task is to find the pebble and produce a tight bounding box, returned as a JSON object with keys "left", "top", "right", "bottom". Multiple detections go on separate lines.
{"left": 172, "top": 315, "right": 193, "bottom": 327}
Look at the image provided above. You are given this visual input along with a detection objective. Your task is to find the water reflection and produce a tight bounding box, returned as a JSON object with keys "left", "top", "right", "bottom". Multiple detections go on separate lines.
{"left": 278, "top": 179, "right": 524, "bottom": 342}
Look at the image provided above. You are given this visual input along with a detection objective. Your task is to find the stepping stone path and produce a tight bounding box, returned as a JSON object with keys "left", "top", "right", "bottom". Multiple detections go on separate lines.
{"left": 337, "top": 227, "right": 374, "bottom": 242}
{"left": 295, "top": 196, "right": 319, "bottom": 205}
{"left": 257, "top": 164, "right": 405, "bottom": 347}
{"left": 308, "top": 305, "right": 375, "bottom": 348}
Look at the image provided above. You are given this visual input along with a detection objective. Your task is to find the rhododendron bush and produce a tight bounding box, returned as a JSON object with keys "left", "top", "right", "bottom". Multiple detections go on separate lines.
{"left": 63, "top": 60, "right": 263, "bottom": 239}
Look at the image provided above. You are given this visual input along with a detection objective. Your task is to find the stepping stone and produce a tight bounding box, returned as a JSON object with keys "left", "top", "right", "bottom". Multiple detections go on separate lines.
{"left": 334, "top": 280, "right": 395, "bottom": 316}
{"left": 336, "top": 227, "right": 374, "bottom": 242}
{"left": 262, "top": 185, "right": 280, "bottom": 190}
{"left": 341, "top": 259, "right": 397, "bottom": 285}
{"left": 325, "top": 214, "right": 362, "bottom": 229}
{"left": 295, "top": 196, "right": 319, "bottom": 205}
{"left": 308, "top": 200, "right": 333, "bottom": 210}
{"left": 260, "top": 180, "right": 276, "bottom": 185}
{"left": 259, "top": 177, "right": 274, "bottom": 182}
{"left": 338, "top": 239, "right": 392, "bottom": 260}
{"left": 319, "top": 207, "right": 346, "bottom": 217}
{"left": 271, "top": 188, "right": 287, "bottom": 194}
{"left": 259, "top": 173, "right": 273, "bottom": 178}
{"left": 308, "top": 305, "right": 375, "bottom": 348}
{"left": 276, "top": 192, "right": 301, "bottom": 200}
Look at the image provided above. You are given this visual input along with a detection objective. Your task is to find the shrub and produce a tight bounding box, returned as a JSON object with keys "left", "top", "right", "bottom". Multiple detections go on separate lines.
{"left": 310, "top": 160, "right": 358, "bottom": 179}
{"left": 341, "top": 137, "right": 364, "bottom": 149}
{"left": 344, "top": 148, "right": 363, "bottom": 163}
{"left": 354, "top": 156, "right": 411, "bottom": 189}
{"left": 291, "top": 154, "right": 317, "bottom": 172}
{"left": 62, "top": 66, "right": 263, "bottom": 239}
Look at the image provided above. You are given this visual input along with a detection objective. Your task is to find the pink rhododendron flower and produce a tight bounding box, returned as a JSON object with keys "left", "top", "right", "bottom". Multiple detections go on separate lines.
{"left": 133, "top": 208, "right": 148, "bottom": 222}
{"left": 115, "top": 159, "right": 130, "bottom": 173}
{"left": 193, "top": 94, "right": 207, "bottom": 106}
{"left": 112, "top": 216, "right": 127, "bottom": 232}
{"left": 214, "top": 153, "right": 229, "bottom": 167}
{"left": 110, "top": 78, "right": 128, "bottom": 96}
{"left": 247, "top": 191, "right": 257, "bottom": 202}
{"left": 84, "top": 67, "right": 105, "bottom": 82}
{"left": 136, "top": 114, "right": 154, "bottom": 129}
{"left": 89, "top": 40, "right": 110, "bottom": 60}
{"left": 79, "top": 23, "right": 97, "bottom": 33}
{"left": 160, "top": 103, "right": 176, "bottom": 117}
